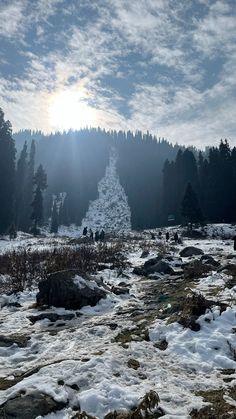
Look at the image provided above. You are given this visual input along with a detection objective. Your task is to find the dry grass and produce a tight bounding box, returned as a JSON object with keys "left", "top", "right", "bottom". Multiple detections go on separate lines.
{"left": 0, "top": 241, "right": 127, "bottom": 293}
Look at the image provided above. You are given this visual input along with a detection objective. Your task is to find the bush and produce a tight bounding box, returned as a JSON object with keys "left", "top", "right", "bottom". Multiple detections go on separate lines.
{"left": 0, "top": 241, "right": 127, "bottom": 293}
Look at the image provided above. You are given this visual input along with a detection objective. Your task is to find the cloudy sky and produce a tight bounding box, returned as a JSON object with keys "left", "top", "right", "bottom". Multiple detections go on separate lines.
{"left": 0, "top": 0, "right": 235, "bottom": 147}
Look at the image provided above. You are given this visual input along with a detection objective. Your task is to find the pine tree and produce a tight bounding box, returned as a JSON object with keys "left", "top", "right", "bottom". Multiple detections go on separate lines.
{"left": 15, "top": 141, "right": 28, "bottom": 229}
{"left": 181, "top": 182, "right": 203, "bottom": 230}
{"left": 22, "top": 140, "right": 36, "bottom": 231}
{"left": 31, "top": 165, "right": 47, "bottom": 235}
{"left": 50, "top": 200, "right": 58, "bottom": 233}
{"left": 0, "top": 108, "right": 16, "bottom": 234}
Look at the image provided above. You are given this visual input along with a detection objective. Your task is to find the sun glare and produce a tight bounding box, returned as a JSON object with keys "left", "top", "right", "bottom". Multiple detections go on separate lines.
{"left": 48, "top": 90, "right": 97, "bottom": 131}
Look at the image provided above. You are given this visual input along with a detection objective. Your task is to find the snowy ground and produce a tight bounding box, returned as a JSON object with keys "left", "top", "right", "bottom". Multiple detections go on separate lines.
{"left": 0, "top": 225, "right": 236, "bottom": 418}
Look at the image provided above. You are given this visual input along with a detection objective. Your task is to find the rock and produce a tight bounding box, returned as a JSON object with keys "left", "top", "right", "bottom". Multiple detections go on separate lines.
{"left": 108, "top": 323, "right": 118, "bottom": 330}
{"left": 154, "top": 340, "right": 168, "bottom": 351}
{"left": 133, "top": 257, "right": 174, "bottom": 277}
{"left": 143, "top": 256, "right": 162, "bottom": 268}
{"left": 180, "top": 246, "right": 204, "bottom": 257}
{"left": 127, "top": 358, "right": 140, "bottom": 370}
{"left": 184, "top": 260, "right": 212, "bottom": 279}
{"left": 218, "top": 264, "right": 236, "bottom": 276}
{"left": 0, "top": 334, "right": 30, "bottom": 348}
{"left": 133, "top": 266, "right": 146, "bottom": 275}
{"left": 0, "top": 392, "right": 67, "bottom": 419}
{"left": 111, "top": 285, "right": 129, "bottom": 295}
{"left": 36, "top": 269, "right": 106, "bottom": 310}
{"left": 140, "top": 250, "right": 149, "bottom": 258}
{"left": 200, "top": 254, "right": 220, "bottom": 267}
{"left": 28, "top": 312, "right": 75, "bottom": 324}
{"left": 148, "top": 261, "right": 175, "bottom": 275}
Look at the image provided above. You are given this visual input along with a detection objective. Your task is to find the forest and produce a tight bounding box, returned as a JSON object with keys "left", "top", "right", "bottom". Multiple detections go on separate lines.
{"left": 0, "top": 107, "right": 235, "bottom": 235}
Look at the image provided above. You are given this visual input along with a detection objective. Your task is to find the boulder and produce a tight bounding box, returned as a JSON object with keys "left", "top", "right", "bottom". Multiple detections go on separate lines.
{"left": 200, "top": 254, "right": 220, "bottom": 267}
{"left": 0, "top": 392, "right": 67, "bottom": 419}
{"left": 184, "top": 260, "right": 211, "bottom": 279}
{"left": 180, "top": 246, "right": 204, "bottom": 257}
{"left": 133, "top": 256, "right": 176, "bottom": 276}
{"left": 0, "top": 334, "right": 30, "bottom": 348}
{"left": 133, "top": 258, "right": 176, "bottom": 276}
{"left": 110, "top": 285, "right": 129, "bottom": 295}
{"left": 28, "top": 312, "right": 75, "bottom": 324}
{"left": 143, "top": 256, "right": 162, "bottom": 268}
{"left": 36, "top": 269, "right": 106, "bottom": 310}
{"left": 148, "top": 261, "right": 175, "bottom": 275}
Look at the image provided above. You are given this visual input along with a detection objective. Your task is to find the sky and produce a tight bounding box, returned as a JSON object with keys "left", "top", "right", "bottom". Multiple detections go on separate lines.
{"left": 0, "top": 0, "right": 235, "bottom": 148}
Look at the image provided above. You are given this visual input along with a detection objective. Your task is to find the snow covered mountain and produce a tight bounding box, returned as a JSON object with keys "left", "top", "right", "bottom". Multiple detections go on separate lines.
{"left": 81, "top": 148, "right": 131, "bottom": 232}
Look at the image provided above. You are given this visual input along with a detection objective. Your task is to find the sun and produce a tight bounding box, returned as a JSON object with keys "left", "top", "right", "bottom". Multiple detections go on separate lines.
{"left": 48, "top": 90, "right": 97, "bottom": 131}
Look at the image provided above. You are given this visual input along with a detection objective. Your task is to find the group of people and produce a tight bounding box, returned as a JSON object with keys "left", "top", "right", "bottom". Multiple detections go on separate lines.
{"left": 151, "top": 230, "right": 180, "bottom": 243}
{"left": 82, "top": 226, "right": 105, "bottom": 242}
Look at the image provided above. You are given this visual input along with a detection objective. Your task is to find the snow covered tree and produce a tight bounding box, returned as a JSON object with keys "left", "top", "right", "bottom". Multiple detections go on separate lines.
{"left": 181, "top": 182, "right": 203, "bottom": 230}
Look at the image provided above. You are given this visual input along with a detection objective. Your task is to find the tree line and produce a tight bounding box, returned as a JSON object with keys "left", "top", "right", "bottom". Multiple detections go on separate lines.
{"left": 0, "top": 109, "right": 47, "bottom": 236}
{"left": 1, "top": 106, "right": 235, "bottom": 235}
{"left": 162, "top": 140, "right": 236, "bottom": 227}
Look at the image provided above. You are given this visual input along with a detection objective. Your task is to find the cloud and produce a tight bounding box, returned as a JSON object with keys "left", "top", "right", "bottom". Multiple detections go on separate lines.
{"left": 0, "top": 1, "right": 26, "bottom": 39}
{"left": 0, "top": 0, "right": 235, "bottom": 148}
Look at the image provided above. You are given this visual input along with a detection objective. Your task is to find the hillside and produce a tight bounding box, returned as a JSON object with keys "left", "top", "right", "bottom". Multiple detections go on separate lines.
{"left": 0, "top": 225, "right": 235, "bottom": 418}
{"left": 13, "top": 129, "right": 180, "bottom": 229}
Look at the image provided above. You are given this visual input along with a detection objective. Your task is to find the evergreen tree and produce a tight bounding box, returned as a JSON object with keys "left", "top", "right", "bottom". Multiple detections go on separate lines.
{"left": 31, "top": 165, "right": 47, "bottom": 234}
{"left": 60, "top": 195, "right": 70, "bottom": 226}
{"left": 50, "top": 200, "right": 58, "bottom": 233}
{"left": 15, "top": 141, "right": 28, "bottom": 229}
{"left": 181, "top": 183, "right": 203, "bottom": 230}
{"left": 22, "top": 140, "right": 36, "bottom": 231}
{"left": 0, "top": 108, "right": 15, "bottom": 234}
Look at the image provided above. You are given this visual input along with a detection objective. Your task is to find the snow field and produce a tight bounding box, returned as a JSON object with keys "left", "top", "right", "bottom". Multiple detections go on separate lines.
{"left": 0, "top": 225, "right": 236, "bottom": 417}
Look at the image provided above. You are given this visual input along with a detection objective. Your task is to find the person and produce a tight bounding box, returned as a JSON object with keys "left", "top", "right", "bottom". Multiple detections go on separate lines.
{"left": 95, "top": 230, "right": 99, "bottom": 242}
{"left": 233, "top": 235, "right": 236, "bottom": 251}
{"left": 150, "top": 232, "right": 155, "bottom": 240}
{"left": 100, "top": 229, "right": 105, "bottom": 241}
{"left": 174, "top": 232, "right": 179, "bottom": 243}
{"left": 89, "top": 228, "right": 93, "bottom": 240}
{"left": 165, "top": 231, "right": 170, "bottom": 242}
{"left": 83, "top": 226, "right": 88, "bottom": 236}
{"left": 158, "top": 231, "right": 162, "bottom": 238}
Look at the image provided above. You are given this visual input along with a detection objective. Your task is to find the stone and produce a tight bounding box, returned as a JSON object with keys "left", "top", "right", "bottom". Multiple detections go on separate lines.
{"left": 0, "top": 392, "right": 67, "bottom": 419}
{"left": 127, "top": 358, "right": 140, "bottom": 370}
{"left": 36, "top": 269, "right": 106, "bottom": 310}
{"left": 200, "top": 254, "right": 220, "bottom": 267}
{"left": 184, "top": 260, "right": 212, "bottom": 279}
{"left": 0, "top": 334, "right": 30, "bottom": 348}
{"left": 180, "top": 246, "right": 204, "bottom": 257}
{"left": 147, "top": 261, "right": 175, "bottom": 275}
{"left": 111, "top": 285, "right": 129, "bottom": 295}
{"left": 133, "top": 257, "right": 174, "bottom": 277}
{"left": 28, "top": 312, "right": 75, "bottom": 324}
{"left": 143, "top": 256, "right": 162, "bottom": 268}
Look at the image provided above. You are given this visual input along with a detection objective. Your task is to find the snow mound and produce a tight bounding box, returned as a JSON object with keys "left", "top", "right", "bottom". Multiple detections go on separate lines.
{"left": 149, "top": 306, "right": 236, "bottom": 372}
{"left": 81, "top": 148, "right": 131, "bottom": 232}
